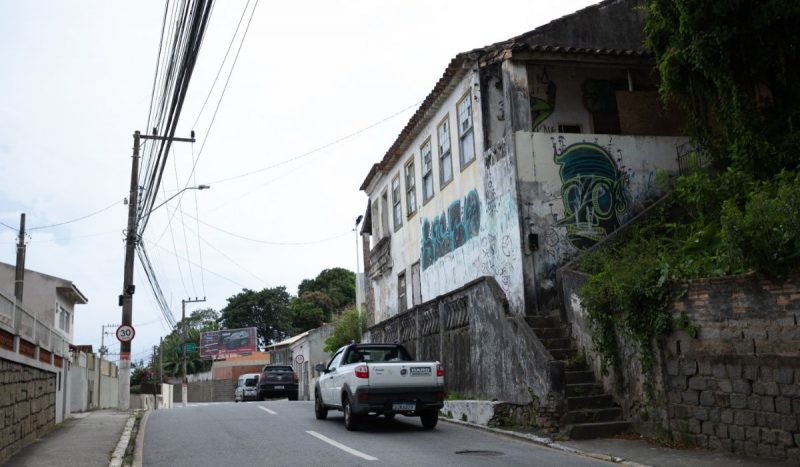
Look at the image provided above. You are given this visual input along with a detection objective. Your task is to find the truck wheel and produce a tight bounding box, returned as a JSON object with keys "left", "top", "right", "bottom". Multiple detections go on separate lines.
{"left": 315, "top": 393, "right": 328, "bottom": 420}
{"left": 343, "top": 396, "right": 360, "bottom": 431}
{"left": 420, "top": 410, "right": 438, "bottom": 429}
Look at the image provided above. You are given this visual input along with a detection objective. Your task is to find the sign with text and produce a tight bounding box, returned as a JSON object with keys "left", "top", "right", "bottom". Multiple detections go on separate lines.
{"left": 200, "top": 327, "right": 257, "bottom": 359}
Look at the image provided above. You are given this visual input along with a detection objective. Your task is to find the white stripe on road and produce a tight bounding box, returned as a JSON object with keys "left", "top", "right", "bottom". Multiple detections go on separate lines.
{"left": 258, "top": 406, "right": 277, "bottom": 415}
{"left": 305, "top": 431, "right": 378, "bottom": 461}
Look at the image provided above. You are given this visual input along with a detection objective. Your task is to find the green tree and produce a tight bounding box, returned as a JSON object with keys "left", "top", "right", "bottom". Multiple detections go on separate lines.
{"left": 297, "top": 268, "right": 356, "bottom": 311}
{"left": 219, "top": 287, "right": 293, "bottom": 346}
{"left": 289, "top": 298, "right": 325, "bottom": 333}
{"left": 323, "top": 307, "right": 366, "bottom": 353}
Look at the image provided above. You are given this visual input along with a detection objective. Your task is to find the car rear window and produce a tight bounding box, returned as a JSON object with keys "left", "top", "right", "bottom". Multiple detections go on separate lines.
{"left": 345, "top": 346, "right": 412, "bottom": 364}
{"left": 263, "top": 366, "right": 293, "bottom": 372}
{"left": 245, "top": 378, "right": 259, "bottom": 387}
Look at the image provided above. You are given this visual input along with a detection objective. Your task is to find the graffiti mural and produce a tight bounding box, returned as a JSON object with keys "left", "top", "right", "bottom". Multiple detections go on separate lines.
{"left": 530, "top": 67, "right": 556, "bottom": 130}
{"left": 554, "top": 143, "right": 629, "bottom": 249}
{"left": 421, "top": 190, "right": 481, "bottom": 270}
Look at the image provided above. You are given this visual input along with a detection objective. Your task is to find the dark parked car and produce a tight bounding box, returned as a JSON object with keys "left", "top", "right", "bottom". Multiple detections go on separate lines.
{"left": 258, "top": 365, "right": 298, "bottom": 401}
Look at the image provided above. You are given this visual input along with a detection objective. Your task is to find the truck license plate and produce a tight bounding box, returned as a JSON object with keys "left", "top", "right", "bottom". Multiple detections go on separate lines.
{"left": 392, "top": 402, "right": 416, "bottom": 411}
{"left": 274, "top": 385, "right": 284, "bottom": 389}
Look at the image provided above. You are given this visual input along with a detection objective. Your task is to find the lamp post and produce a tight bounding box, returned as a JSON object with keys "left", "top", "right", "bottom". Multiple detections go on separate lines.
{"left": 147, "top": 185, "right": 210, "bottom": 216}
{"left": 354, "top": 215, "right": 363, "bottom": 314}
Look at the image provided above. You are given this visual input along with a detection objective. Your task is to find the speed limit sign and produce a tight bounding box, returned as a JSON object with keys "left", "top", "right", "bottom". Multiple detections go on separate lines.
{"left": 116, "top": 324, "right": 136, "bottom": 343}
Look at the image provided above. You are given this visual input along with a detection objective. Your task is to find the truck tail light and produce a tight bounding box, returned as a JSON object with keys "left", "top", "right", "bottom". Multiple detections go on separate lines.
{"left": 358, "top": 392, "right": 369, "bottom": 402}
{"left": 355, "top": 365, "right": 369, "bottom": 379}
{"left": 436, "top": 363, "right": 444, "bottom": 377}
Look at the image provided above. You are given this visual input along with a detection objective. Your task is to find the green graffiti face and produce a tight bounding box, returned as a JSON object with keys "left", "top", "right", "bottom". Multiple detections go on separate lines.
{"left": 555, "top": 143, "right": 628, "bottom": 249}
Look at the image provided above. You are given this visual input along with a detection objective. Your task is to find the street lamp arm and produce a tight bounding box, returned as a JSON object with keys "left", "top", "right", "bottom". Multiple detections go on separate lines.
{"left": 145, "top": 185, "right": 210, "bottom": 216}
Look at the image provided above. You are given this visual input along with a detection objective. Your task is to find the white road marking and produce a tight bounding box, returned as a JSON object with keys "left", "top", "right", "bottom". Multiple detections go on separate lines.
{"left": 258, "top": 406, "right": 277, "bottom": 415}
{"left": 305, "top": 430, "right": 379, "bottom": 461}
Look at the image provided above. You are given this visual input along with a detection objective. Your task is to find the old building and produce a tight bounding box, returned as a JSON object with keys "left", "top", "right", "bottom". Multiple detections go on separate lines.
{"left": 358, "top": 0, "right": 689, "bottom": 436}
{"left": 360, "top": 0, "right": 686, "bottom": 324}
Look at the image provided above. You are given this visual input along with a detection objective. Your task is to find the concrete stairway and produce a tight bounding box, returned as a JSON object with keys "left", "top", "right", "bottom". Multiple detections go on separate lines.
{"left": 525, "top": 313, "right": 630, "bottom": 440}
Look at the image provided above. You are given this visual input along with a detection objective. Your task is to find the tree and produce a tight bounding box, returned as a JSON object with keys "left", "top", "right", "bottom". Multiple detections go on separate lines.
{"left": 219, "top": 287, "right": 293, "bottom": 347}
{"left": 297, "top": 268, "right": 356, "bottom": 311}
{"left": 289, "top": 298, "right": 325, "bottom": 333}
{"left": 324, "top": 307, "right": 366, "bottom": 353}
{"left": 645, "top": 0, "right": 800, "bottom": 179}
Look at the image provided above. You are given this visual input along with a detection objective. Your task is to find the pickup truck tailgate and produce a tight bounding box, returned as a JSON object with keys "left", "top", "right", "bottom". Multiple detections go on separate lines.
{"left": 368, "top": 362, "right": 440, "bottom": 388}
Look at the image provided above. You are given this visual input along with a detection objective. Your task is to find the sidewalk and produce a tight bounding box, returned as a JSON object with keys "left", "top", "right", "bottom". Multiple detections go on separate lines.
{"left": 441, "top": 419, "right": 797, "bottom": 467}
{"left": 0, "top": 410, "right": 131, "bottom": 467}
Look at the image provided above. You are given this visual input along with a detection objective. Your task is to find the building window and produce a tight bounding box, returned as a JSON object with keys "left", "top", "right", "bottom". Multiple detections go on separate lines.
{"left": 391, "top": 175, "right": 402, "bottom": 230}
{"left": 558, "top": 123, "right": 582, "bottom": 133}
{"left": 397, "top": 271, "right": 407, "bottom": 313}
{"left": 421, "top": 138, "right": 434, "bottom": 203}
{"left": 381, "top": 190, "right": 390, "bottom": 237}
{"left": 437, "top": 116, "right": 453, "bottom": 186}
{"left": 457, "top": 91, "right": 475, "bottom": 169}
{"left": 371, "top": 199, "right": 380, "bottom": 241}
{"left": 405, "top": 159, "right": 417, "bottom": 216}
{"left": 58, "top": 305, "right": 70, "bottom": 333}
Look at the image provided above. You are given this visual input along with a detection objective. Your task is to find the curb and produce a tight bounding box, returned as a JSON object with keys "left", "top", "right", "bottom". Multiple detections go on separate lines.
{"left": 132, "top": 410, "right": 149, "bottom": 467}
{"left": 109, "top": 412, "right": 136, "bottom": 467}
{"left": 439, "top": 417, "right": 652, "bottom": 467}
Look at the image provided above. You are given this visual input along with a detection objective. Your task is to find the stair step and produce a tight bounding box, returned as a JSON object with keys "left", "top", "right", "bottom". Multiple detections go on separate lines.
{"left": 531, "top": 326, "right": 568, "bottom": 339}
{"left": 541, "top": 337, "right": 571, "bottom": 349}
{"left": 565, "top": 421, "right": 631, "bottom": 440}
{"left": 566, "top": 383, "right": 604, "bottom": 397}
{"left": 565, "top": 370, "right": 595, "bottom": 384}
{"left": 564, "top": 407, "right": 623, "bottom": 424}
{"left": 550, "top": 348, "right": 577, "bottom": 360}
{"left": 567, "top": 394, "right": 615, "bottom": 411}
{"left": 525, "top": 315, "right": 562, "bottom": 328}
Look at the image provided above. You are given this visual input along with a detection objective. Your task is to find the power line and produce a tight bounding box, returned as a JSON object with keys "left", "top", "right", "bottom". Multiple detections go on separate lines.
{"left": 208, "top": 99, "right": 423, "bottom": 185}
{"left": 23, "top": 199, "right": 123, "bottom": 231}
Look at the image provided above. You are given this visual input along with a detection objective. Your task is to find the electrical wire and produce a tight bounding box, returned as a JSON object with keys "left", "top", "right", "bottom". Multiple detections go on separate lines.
{"left": 25, "top": 199, "right": 123, "bottom": 231}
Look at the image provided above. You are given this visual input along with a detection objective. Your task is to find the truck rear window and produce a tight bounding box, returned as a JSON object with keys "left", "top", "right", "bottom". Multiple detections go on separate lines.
{"left": 263, "top": 366, "right": 293, "bottom": 372}
{"left": 345, "top": 346, "right": 412, "bottom": 364}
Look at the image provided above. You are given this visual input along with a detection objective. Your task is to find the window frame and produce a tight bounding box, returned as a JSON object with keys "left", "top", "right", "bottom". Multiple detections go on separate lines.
{"left": 456, "top": 91, "right": 476, "bottom": 170}
{"left": 420, "top": 137, "right": 435, "bottom": 204}
{"left": 391, "top": 174, "right": 403, "bottom": 231}
{"left": 437, "top": 114, "right": 453, "bottom": 188}
{"left": 404, "top": 157, "right": 417, "bottom": 218}
{"left": 397, "top": 271, "right": 407, "bottom": 313}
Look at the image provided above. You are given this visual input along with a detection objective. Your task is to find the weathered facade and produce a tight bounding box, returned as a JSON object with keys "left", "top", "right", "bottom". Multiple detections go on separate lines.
{"left": 360, "top": 0, "right": 687, "bottom": 327}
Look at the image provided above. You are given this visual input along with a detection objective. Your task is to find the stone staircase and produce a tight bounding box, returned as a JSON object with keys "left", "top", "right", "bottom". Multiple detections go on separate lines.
{"left": 525, "top": 312, "right": 630, "bottom": 440}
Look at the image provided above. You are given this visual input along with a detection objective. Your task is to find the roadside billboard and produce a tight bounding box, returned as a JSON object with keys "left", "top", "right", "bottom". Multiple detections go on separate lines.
{"left": 200, "top": 327, "right": 257, "bottom": 358}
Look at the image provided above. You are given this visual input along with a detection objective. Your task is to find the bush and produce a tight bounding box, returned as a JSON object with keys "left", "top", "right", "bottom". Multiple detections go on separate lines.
{"left": 323, "top": 308, "right": 367, "bottom": 353}
{"left": 722, "top": 171, "right": 800, "bottom": 276}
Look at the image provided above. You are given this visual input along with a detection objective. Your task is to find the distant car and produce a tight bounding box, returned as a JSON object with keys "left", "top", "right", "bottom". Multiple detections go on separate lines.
{"left": 234, "top": 373, "right": 260, "bottom": 402}
{"left": 257, "top": 365, "right": 299, "bottom": 401}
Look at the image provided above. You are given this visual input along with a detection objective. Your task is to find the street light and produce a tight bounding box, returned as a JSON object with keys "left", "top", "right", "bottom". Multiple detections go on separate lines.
{"left": 354, "top": 215, "right": 363, "bottom": 314}
{"left": 147, "top": 184, "right": 210, "bottom": 215}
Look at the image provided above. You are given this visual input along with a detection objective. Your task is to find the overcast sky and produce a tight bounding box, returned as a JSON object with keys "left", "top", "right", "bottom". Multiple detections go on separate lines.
{"left": 0, "top": 0, "right": 596, "bottom": 363}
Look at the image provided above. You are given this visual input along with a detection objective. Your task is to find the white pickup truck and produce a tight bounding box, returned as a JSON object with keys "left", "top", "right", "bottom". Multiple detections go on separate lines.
{"left": 314, "top": 343, "right": 445, "bottom": 430}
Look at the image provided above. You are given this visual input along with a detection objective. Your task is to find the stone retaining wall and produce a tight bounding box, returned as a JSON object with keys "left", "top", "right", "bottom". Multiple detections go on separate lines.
{"left": 560, "top": 271, "right": 800, "bottom": 460}
{"left": 0, "top": 359, "right": 56, "bottom": 462}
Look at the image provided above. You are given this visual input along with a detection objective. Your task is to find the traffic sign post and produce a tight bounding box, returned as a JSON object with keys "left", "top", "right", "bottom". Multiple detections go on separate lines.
{"left": 116, "top": 324, "right": 135, "bottom": 343}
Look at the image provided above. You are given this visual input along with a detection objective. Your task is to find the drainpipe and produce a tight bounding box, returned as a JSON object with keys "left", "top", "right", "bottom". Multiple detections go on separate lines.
{"left": 14, "top": 213, "right": 26, "bottom": 301}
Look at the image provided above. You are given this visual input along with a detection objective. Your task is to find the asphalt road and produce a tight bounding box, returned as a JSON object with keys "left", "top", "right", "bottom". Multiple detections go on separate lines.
{"left": 142, "top": 400, "right": 612, "bottom": 467}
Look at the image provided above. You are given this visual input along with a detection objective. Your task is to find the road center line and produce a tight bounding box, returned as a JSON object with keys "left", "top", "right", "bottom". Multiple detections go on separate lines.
{"left": 258, "top": 406, "right": 277, "bottom": 415}
{"left": 305, "top": 431, "right": 378, "bottom": 461}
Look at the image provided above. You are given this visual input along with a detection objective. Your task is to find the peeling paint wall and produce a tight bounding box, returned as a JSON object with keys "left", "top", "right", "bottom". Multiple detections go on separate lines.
{"left": 517, "top": 132, "right": 687, "bottom": 293}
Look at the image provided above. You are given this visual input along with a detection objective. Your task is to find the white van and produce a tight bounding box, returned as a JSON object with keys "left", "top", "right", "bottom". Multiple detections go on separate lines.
{"left": 234, "top": 373, "right": 260, "bottom": 402}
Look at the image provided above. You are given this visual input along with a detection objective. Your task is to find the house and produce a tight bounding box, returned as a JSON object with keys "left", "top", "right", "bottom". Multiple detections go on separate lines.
{"left": 358, "top": 0, "right": 688, "bottom": 433}
{"left": 360, "top": 0, "right": 685, "bottom": 324}
{"left": 0, "top": 261, "right": 87, "bottom": 461}
{"left": 268, "top": 324, "right": 335, "bottom": 401}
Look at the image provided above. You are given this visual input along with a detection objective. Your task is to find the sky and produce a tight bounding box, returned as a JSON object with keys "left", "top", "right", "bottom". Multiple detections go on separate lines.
{"left": 0, "top": 0, "right": 597, "bottom": 363}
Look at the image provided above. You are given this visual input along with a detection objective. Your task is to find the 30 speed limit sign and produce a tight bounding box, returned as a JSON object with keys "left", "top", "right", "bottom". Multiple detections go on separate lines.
{"left": 116, "top": 324, "right": 136, "bottom": 343}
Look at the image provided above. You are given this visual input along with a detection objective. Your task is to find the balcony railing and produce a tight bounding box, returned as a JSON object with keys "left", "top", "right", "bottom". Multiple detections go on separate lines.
{"left": 0, "top": 287, "right": 66, "bottom": 357}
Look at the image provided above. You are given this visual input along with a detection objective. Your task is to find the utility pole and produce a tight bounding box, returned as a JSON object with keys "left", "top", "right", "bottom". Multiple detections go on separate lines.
{"left": 97, "top": 323, "right": 116, "bottom": 409}
{"left": 354, "top": 215, "right": 363, "bottom": 315}
{"left": 118, "top": 131, "right": 195, "bottom": 410}
{"left": 14, "top": 213, "right": 26, "bottom": 301}
{"left": 181, "top": 297, "right": 205, "bottom": 407}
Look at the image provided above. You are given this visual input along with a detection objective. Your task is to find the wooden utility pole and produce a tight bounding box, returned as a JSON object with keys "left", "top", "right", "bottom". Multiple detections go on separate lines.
{"left": 118, "top": 131, "right": 195, "bottom": 410}
{"left": 14, "top": 213, "right": 26, "bottom": 301}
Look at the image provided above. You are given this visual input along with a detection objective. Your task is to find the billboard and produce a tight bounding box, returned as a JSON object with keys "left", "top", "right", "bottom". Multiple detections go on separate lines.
{"left": 200, "top": 327, "right": 257, "bottom": 359}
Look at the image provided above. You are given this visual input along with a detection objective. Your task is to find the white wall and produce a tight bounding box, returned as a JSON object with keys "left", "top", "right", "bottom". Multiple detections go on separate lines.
{"left": 516, "top": 131, "right": 688, "bottom": 289}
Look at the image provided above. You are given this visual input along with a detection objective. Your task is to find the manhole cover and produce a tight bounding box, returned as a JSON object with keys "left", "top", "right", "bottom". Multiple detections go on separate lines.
{"left": 454, "top": 450, "right": 504, "bottom": 457}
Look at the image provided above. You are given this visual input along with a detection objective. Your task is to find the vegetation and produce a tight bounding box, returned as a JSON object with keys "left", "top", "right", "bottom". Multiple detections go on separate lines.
{"left": 576, "top": 1, "right": 800, "bottom": 383}
{"left": 323, "top": 307, "right": 367, "bottom": 353}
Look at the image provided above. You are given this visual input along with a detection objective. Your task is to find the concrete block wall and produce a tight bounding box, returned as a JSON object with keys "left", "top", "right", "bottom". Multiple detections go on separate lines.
{"left": 0, "top": 359, "right": 56, "bottom": 462}
{"left": 664, "top": 275, "right": 800, "bottom": 459}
